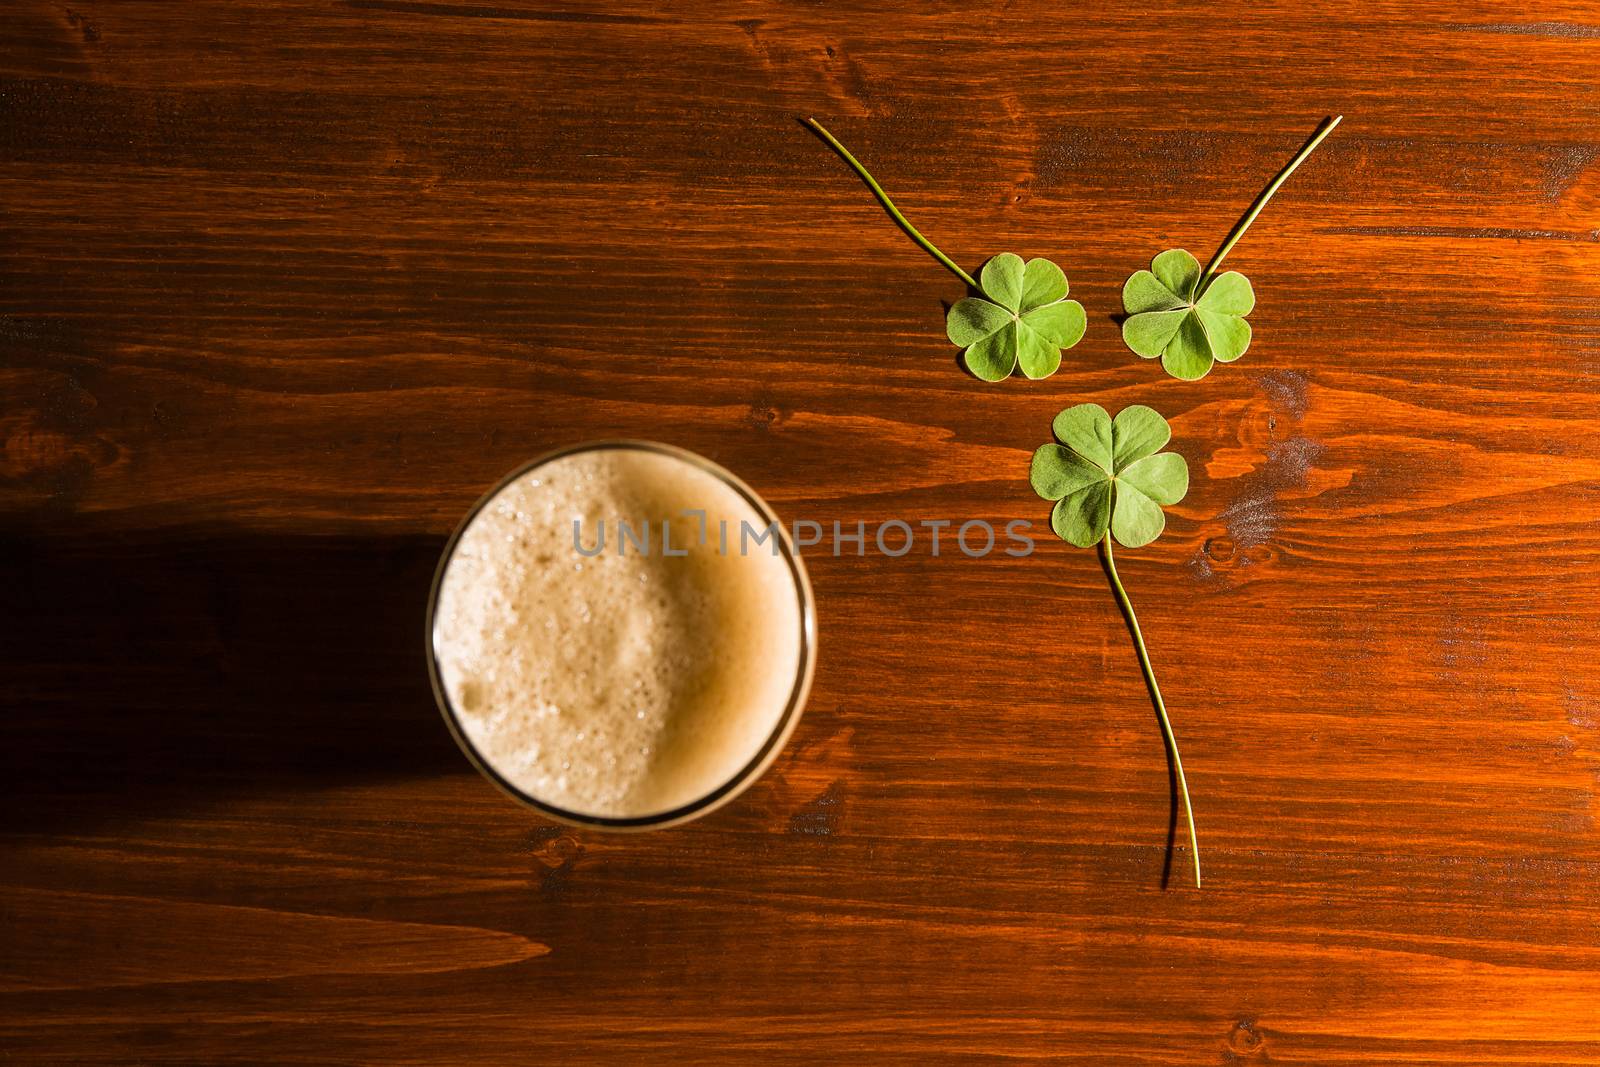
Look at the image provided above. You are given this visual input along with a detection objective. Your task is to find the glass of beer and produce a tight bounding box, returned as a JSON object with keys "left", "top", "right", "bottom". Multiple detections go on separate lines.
{"left": 426, "top": 441, "right": 816, "bottom": 828}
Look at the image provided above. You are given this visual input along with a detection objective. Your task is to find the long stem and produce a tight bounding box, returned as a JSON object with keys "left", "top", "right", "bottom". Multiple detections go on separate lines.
{"left": 1197, "top": 114, "right": 1342, "bottom": 295}
{"left": 1101, "top": 536, "right": 1201, "bottom": 889}
{"left": 803, "top": 117, "right": 979, "bottom": 290}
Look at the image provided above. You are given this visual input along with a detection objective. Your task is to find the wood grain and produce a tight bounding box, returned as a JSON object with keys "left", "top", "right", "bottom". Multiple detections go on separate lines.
{"left": 4, "top": 1, "right": 1600, "bottom": 1062}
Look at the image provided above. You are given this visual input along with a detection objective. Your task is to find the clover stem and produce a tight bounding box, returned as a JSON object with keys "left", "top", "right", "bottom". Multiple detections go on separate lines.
{"left": 1100, "top": 535, "right": 1201, "bottom": 889}
{"left": 803, "top": 117, "right": 980, "bottom": 291}
{"left": 1197, "top": 114, "right": 1342, "bottom": 296}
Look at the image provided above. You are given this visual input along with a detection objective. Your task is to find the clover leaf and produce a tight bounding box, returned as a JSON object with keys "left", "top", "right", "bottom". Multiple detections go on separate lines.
{"left": 947, "top": 254, "right": 1087, "bottom": 381}
{"left": 1029, "top": 402, "right": 1189, "bottom": 548}
{"left": 805, "top": 117, "right": 1085, "bottom": 382}
{"left": 1029, "top": 402, "right": 1201, "bottom": 888}
{"left": 1120, "top": 115, "right": 1341, "bottom": 380}
{"left": 1121, "top": 250, "right": 1255, "bottom": 381}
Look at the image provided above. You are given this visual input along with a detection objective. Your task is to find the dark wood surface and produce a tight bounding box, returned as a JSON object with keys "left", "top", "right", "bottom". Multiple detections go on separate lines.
{"left": 5, "top": 2, "right": 1600, "bottom": 1063}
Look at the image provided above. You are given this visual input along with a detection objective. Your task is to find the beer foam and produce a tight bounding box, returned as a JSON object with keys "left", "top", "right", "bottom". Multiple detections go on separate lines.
{"left": 432, "top": 447, "right": 804, "bottom": 819}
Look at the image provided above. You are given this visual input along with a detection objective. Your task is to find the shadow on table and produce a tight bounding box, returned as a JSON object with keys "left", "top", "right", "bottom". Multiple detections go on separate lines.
{"left": 0, "top": 528, "right": 466, "bottom": 834}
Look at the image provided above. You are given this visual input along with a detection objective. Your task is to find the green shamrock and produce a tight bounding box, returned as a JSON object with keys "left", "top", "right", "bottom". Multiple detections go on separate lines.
{"left": 804, "top": 117, "right": 1086, "bottom": 382}
{"left": 1120, "top": 116, "right": 1342, "bottom": 381}
{"left": 1029, "top": 402, "right": 1190, "bottom": 548}
{"left": 1030, "top": 401, "right": 1200, "bottom": 887}
{"left": 946, "top": 254, "right": 1087, "bottom": 382}
{"left": 1121, "top": 249, "right": 1255, "bottom": 382}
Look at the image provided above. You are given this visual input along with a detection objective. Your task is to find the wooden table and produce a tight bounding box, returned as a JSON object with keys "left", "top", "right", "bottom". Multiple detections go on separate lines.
{"left": 5, "top": 2, "right": 1599, "bottom": 1062}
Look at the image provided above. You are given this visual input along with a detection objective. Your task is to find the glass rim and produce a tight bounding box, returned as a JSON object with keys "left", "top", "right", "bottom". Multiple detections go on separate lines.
{"left": 425, "top": 439, "right": 817, "bottom": 830}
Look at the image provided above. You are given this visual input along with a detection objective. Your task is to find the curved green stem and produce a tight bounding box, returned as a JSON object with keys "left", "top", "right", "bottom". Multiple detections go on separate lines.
{"left": 803, "top": 117, "right": 979, "bottom": 291}
{"left": 1101, "top": 536, "right": 1201, "bottom": 889}
{"left": 1197, "top": 114, "right": 1342, "bottom": 296}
